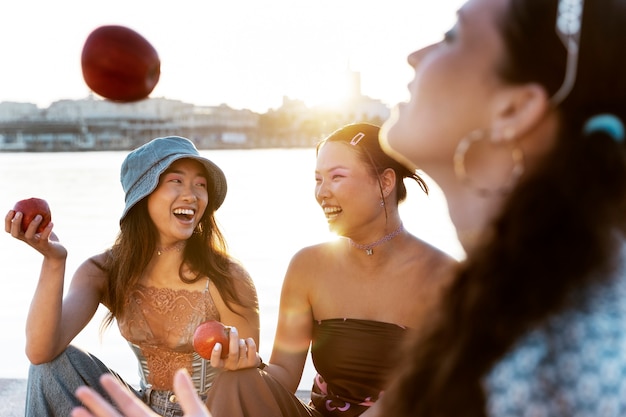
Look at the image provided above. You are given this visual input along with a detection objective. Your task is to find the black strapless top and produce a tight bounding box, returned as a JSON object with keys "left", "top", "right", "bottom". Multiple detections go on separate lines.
{"left": 310, "top": 318, "right": 408, "bottom": 416}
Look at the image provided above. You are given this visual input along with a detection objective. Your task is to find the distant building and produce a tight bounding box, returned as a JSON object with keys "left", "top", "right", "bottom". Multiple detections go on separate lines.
{"left": 343, "top": 67, "right": 390, "bottom": 123}
{"left": 0, "top": 97, "right": 258, "bottom": 151}
{"left": 184, "top": 104, "right": 259, "bottom": 148}
{"left": 0, "top": 102, "right": 39, "bottom": 121}
{"left": 0, "top": 73, "right": 389, "bottom": 151}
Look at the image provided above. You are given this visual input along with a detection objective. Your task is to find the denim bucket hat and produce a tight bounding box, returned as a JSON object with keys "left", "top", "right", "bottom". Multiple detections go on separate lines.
{"left": 120, "top": 136, "right": 227, "bottom": 222}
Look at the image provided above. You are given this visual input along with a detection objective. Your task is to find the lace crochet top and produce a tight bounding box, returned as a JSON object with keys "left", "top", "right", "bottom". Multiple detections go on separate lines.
{"left": 117, "top": 280, "right": 221, "bottom": 394}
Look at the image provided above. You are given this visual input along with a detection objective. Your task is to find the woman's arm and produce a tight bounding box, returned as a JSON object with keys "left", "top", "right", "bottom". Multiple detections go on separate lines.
{"left": 208, "top": 249, "right": 314, "bottom": 392}
{"left": 209, "top": 261, "right": 261, "bottom": 369}
{"left": 214, "top": 261, "right": 260, "bottom": 342}
{"left": 265, "top": 249, "right": 315, "bottom": 392}
{"left": 5, "top": 210, "right": 105, "bottom": 364}
{"left": 26, "top": 255, "right": 106, "bottom": 363}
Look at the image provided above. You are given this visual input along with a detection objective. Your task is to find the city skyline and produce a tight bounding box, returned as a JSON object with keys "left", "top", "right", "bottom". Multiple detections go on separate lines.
{"left": 0, "top": 1, "right": 464, "bottom": 113}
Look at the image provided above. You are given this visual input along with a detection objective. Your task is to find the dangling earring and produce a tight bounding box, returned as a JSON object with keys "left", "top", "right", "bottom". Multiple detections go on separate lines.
{"left": 453, "top": 128, "right": 525, "bottom": 197}
{"left": 380, "top": 187, "right": 391, "bottom": 207}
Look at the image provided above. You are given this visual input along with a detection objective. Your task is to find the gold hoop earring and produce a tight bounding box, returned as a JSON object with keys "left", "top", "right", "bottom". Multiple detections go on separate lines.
{"left": 453, "top": 129, "right": 525, "bottom": 197}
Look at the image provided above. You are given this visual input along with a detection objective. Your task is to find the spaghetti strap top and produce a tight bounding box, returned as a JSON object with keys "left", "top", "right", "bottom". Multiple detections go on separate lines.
{"left": 117, "top": 278, "right": 222, "bottom": 394}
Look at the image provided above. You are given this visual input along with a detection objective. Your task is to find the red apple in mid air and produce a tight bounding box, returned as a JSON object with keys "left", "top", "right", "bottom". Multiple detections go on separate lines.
{"left": 81, "top": 25, "right": 160, "bottom": 102}
{"left": 13, "top": 198, "right": 52, "bottom": 233}
{"left": 193, "top": 320, "right": 231, "bottom": 359}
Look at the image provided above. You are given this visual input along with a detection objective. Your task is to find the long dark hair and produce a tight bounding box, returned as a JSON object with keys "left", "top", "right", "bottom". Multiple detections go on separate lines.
{"left": 97, "top": 171, "right": 245, "bottom": 330}
{"left": 381, "top": 0, "right": 626, "bottom": 415}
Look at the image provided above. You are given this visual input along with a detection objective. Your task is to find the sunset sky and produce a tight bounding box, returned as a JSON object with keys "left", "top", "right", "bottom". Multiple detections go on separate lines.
{"left": 0, "top": 1, "right": 464, "bottom": 112}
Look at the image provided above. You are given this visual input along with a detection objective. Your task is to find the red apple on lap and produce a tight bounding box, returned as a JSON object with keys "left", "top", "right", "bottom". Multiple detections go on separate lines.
{"left": 13, "top": 198, "right": 51, "bottom": 233}
{"left": 193, "top": 320, "right": 231, "bottom": 359}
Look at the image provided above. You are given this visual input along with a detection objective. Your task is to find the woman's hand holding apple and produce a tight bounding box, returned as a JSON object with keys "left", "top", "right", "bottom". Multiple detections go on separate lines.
{"left": 193, "top": 321, "right": 259, "bottom": 370}
{"left": 6, "top": 198, "right": 67, "bottom": 260}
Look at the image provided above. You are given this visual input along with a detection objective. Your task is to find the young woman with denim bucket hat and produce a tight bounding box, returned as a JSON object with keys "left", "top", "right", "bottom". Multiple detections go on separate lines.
{"left": 5, "top": 136, "right": 260, "bottom": 416}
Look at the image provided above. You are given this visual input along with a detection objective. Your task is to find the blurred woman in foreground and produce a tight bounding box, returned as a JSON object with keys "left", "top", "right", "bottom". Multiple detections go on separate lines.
{"left": 377, "top": 0, "right": 626, "bottom": 415}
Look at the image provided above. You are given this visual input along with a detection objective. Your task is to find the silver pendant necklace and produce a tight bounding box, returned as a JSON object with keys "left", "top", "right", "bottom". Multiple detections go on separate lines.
{"left": 349, "top": 224, "right": 404, "bottom": 256}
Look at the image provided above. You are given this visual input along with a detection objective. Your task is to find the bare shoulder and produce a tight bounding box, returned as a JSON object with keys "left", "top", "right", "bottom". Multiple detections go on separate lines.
{"left": 288, "top": 241, "right": 339, "bottom": 270}
{"left": 409, "top": 235, "right": 457, "bottom": 267}
{"left": 226, "top": 258, "right": 259, "bottom": 305}
{"left": 77, "top": 252, "right": 109, "bottom": 276}
{"left": 281, "top": 241, "right": 339, "bottom": 289}
{"left": 393, "top": 237, "right": 457, "bottom": 328}
{"left": 402, "top": 236, "right": 458, "bottom": 290}
{"left": 227, "top": 258, "right": 254, "bottom": 284}
{"left": 74, "top": 252, "right": 109, "bottom": 284}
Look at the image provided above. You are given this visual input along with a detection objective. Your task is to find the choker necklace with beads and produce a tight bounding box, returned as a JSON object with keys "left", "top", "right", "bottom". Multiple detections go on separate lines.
{"left": 349, "top": 224, "right": 404, "bottom": 256}
{"left": 156, "top": 241, "right": 186, "bottom": 256}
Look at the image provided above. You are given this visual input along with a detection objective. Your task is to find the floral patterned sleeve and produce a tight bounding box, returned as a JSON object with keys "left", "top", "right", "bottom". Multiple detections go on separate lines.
{"left": 484, "top": 272, "right": 626, "bottom": 417}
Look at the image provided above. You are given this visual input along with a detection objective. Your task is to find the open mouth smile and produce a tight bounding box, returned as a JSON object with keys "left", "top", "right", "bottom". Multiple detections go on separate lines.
{"left": 173, "top": 208, "right": 195, "bottom": 221}
{"left": 323, "top": 206, "right": 342, "bottom": 220}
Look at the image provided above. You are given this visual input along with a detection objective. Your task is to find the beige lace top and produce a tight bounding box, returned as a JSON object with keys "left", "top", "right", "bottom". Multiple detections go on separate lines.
{"left": 117, "top": 280, "right": 221, "bottom": 394}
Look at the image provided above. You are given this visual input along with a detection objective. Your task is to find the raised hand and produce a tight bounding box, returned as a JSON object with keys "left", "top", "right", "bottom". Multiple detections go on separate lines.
{"left": 71, "top": 369, "right": 212, "bottom": 417}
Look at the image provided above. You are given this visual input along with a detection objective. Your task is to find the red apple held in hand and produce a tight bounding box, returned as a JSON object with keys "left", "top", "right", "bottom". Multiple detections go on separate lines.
{"left": 81, "top": 25, "right": 160, "bottom": 102}
{"left": 13, "top": 198, "right": 52, "bottom": 233}
{"left": 193, "top": 320, "right": 231, "bottom": 359}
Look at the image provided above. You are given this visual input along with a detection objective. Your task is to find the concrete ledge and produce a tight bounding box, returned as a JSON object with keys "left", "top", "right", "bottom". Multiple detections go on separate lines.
{"left": 0, "top": 378, "right": 310, "bottom": 415}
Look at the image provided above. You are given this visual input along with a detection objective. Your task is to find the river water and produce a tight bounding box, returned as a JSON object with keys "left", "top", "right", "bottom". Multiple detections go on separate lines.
{"left": 0, "top": 148, "right": 463, "bottom": 390}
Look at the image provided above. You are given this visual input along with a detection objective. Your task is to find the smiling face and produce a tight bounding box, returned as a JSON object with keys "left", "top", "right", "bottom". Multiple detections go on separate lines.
{"left": 315, "top": 141, "right": 383, "bottom": 236}
{"left": 381, "top": 0, "right": 508, "bottom": 180}
{"left": 147, "top": 158, "right": 209, "bottom": 246}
